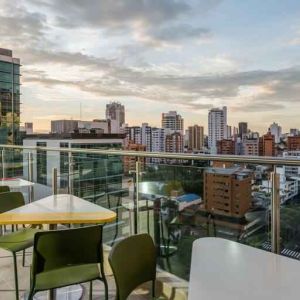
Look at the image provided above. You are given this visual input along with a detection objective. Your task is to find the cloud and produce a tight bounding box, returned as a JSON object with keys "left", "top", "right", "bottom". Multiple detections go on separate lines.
{"left": 21, "top": 48, "right": 300, "bottom": 112}
{"left": 0, "top": 1, "right": 49, "bottom": 46}
{"left": 38, "top": 0, "right": 190, "bottom": 28}
{"left": 135, "top": 24, "right": 211, "bottom": 47}
{"left": 25, "top": 0, "right": 218, "bottom": 48}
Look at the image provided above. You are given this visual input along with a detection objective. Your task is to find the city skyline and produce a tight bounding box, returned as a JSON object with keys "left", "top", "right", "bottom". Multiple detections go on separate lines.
{"left": 2, "top": 1, "right": 300, "bottom": 132}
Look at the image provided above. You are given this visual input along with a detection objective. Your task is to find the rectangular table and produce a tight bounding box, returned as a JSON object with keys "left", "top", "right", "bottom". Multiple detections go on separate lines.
{"left": 189, "top": 237, "right": 300, "bottom": 300}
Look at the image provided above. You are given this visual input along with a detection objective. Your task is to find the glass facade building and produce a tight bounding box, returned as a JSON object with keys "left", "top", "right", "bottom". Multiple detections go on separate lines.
{"left": 0, "top": 48, "right": 21, "bottom": 144}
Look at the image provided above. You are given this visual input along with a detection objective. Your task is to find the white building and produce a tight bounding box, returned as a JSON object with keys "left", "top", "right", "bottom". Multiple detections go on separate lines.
{"left": 151, "top": 128, "right": 166, "bottom": 152}
{"left": 270, "top": 122, "right": 282, "bottom": 143}
{"left": 125, "top": 125, "right": 166, "bottom": 154}
{"left": 208, "top": 106, "right": 227, "bottom": 154}
{"left": 261, "top": 167, "right": 298, "bottom": 204}
{"left": 23, "top": 134, "right": 125, "bottom": 188}
{"left": 283, "top": 151, "right": 300, "bottom": 178}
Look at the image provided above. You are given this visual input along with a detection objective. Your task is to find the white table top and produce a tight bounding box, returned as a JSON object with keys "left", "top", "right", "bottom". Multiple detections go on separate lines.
{"left": 0, "top": 194, "right": 116, "bottom": 225}
{"left": 0, "top": 178, "right": 34, "bottom": 187}
{"left": 189, "top": 238, "right": 300, "bottom": 300}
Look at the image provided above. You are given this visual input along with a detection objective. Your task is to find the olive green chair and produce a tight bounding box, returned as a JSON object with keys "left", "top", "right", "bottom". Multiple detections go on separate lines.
{"left": 28, "top": 225, "right": 108, "bottom": 300}
{"left": 0, "top": 191, "right": 40, "bottom": 300}
{"left": 0, "top": 185, "right": 10, "bottom": 234}
{"left": 0, "top": 185, "right": 10, "bottom": 193}
{"left": 109, "top": 234, "right": 156, "bottom": 300}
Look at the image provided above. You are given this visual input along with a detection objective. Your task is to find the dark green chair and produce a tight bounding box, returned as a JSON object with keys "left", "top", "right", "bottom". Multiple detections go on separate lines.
{"left": 0, "top": 185, "right": 10, "bottom": 193}
{"left": 109, "top": 234, "right": 156, "bottom": 300}
{"left": 0, "top": 191, "right": 40, "bottom": 300}
{"left": 28, "top": 225, "right": 108, "bottom": 300}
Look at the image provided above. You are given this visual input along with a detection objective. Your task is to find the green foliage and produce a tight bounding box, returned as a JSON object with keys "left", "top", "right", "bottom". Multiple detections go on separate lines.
{"left": 164, "top": 180, "right": 184, "bottom": 196}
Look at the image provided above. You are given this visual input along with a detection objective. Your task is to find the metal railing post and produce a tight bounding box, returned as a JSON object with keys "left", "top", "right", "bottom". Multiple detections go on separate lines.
{"left": 28, "top": 152, "right": 33, "bottom": 181}
{"left": 271, "top": 166, "right": 280, "bottom": 254}
{"left": 1, "top": 149, "right": 5, "bottom": 179}
{"left": 28, "top": 152, "right": 34, "bottom": 202}
{"left": 68, "top": 152, "right": 73, "bottom": 194}
{"left": 134, "top": 159, "right": 141, "bottom": 234}
{"left": 52, "top": 167, "right": 58, "bottom": 195}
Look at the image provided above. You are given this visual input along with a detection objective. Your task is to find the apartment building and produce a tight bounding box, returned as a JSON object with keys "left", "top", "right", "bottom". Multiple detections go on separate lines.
{"left": 204, "top": 167, "right": 252, "bottom": 218}
{"left": 187, "top": 125, "right": 204, "bottom": 151}
{"left": 217, "top": 139, "right": 235, "bottom": 155}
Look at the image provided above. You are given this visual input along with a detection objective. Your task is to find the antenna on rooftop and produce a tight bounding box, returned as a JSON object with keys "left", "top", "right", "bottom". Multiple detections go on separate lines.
{"left": 80, "top": 102, "right": 82, "bottom": 120}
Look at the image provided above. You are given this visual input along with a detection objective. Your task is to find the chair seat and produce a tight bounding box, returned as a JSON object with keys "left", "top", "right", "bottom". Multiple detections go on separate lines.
{"left": 34, "top": 263, "right": 101, "bottom": 291}
{"left": 0, "top": 228, "right": 40, "bottom": 253}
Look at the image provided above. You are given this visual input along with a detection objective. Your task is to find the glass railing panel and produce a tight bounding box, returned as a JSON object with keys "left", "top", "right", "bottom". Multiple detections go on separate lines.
{"left": 280, "top": 163, "right": 300, "bottom": 259}
{"left": 0, "top": 147, "right": 33, "bottom": 203}
{"left": 138, "top": 159, "right": 272, "bottom": 280}
{"left": 69, "top": 152, "right": 132, "bottom": 245}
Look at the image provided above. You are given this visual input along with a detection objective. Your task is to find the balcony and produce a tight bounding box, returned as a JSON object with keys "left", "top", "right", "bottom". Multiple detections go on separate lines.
{"left": 0, "top": 144, "right": 300, "bottom": 299}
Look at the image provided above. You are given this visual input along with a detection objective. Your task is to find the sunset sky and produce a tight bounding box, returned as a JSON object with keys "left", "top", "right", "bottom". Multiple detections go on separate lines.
{"left": 1, "top": 0, "right": 300, "bottom": 133}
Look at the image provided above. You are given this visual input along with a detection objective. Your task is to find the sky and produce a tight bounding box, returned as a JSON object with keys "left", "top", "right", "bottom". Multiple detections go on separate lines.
{"left": 1, "top": 0, "right": 300, "bottom": 133}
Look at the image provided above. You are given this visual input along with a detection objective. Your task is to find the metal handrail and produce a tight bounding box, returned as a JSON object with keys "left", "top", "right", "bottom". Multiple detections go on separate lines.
{"left": 0, "top": 143, "right": 285, "bottom": 254}
{"left": 1, "top": 144, "right": 300, "bottom": 166}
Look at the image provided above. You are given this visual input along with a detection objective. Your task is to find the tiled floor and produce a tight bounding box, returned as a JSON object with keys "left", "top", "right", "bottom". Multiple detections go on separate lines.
{"left": 0, "top": 248, "right": 164, "bottom": 300}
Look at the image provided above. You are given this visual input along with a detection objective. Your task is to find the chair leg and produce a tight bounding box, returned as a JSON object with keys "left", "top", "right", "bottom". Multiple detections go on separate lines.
{"left": 27, "top": 287, "right": 35, "bottom": 300}
{"left": 12, "top": 252, "right": 19, "bottom": 300}
{"left": 22, "top": 249, "right": 26, "bottom": 267}
{"left": 89, "top": 281, "right": 93, "bottom": 300}
{"left": 152, "top": 279, "right": 156, "bottom": 299}
{"left": 100, "top": 264, "right": 108, "bottom": 300}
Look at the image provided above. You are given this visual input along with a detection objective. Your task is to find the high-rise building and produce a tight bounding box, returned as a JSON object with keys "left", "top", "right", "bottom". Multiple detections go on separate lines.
{"left": 259, "top": 131, "right": 275, "bottom": 156}
{"left": 106, "top": 101, "right": 125, "bottom": 129}
{"left": 187, "top": 125, "right": 204, "bottom": 151}
{"left": 161, "top": 111, "right": 184, "bottom": 133}
{"left": 243, "top": 139, "right": 259, "bottom": 156}
{"left": 165, "top": 132, "right": 184, "bottom": 153}
{"left": 208, "top": 106, "right": 227, "bottom": 153}
{"left": 0, "top": 48, "right": 21, "bottom": 144}
{"left": 141, "top": 123, "right": 152, "bottom": 151}
{"left": 217, "top": 139, "right": 235, "bottom": 155}
{"left": 125, "top": 126, "right": 142, "bottom": 145}
{"left": 270, "top": 122, "right": 282, "bottom": 143}
{"left": 226, "top": 125, "right": 232, "bottom": 139}
{"left": 204, "top": 167, "right": 252, "bottom": 218}
{"left": 238, "top": 122, "right": 248, "bottom": 139}
{"left": 287, "top": 136, "right": 300, "bottom": 151}
{"left": 151, "top": 128, "right": 166, "bottom": 152}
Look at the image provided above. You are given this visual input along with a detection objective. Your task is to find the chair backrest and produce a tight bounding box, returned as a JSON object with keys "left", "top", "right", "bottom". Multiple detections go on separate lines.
{"left": 0, "top": 186, "right": 10, "bottom": 193}
{"left": 0, "top": 191, "right": 25, "bottom": 213}
{"left": 31, "top": 225, "right": 103, "bottom": 277}
{"left": 109, "top": 234, "right": 156, "bottom": 300}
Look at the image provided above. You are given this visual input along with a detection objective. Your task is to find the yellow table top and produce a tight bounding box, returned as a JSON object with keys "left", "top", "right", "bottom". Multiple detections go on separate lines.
{"left": 0, "top": 194, "right": 116, "bottom": 225}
